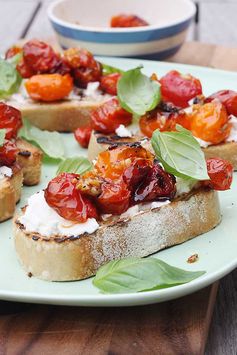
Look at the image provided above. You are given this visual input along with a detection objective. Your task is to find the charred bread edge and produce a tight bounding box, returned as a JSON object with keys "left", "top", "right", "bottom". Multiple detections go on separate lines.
{"left": 14, "top": 188, "right": 221, "bottom": 281}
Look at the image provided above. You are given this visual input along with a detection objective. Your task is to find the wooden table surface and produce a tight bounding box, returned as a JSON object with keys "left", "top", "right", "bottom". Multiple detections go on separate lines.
{"left": 0, "top": 2, "right": 237, "bottom": 354}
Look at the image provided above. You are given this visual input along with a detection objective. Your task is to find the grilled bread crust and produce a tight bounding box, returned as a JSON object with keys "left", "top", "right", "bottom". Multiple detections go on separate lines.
{"left": 88, "top": 131, "right": 237, "bottom": 169}
{"left": 14, "top": 188, "right": 221, "bottom": 281}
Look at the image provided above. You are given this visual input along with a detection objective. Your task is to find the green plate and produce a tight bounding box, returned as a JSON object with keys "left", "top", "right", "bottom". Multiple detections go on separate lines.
{"left": 1, "top": 57, "right": 237, "bottom": 307}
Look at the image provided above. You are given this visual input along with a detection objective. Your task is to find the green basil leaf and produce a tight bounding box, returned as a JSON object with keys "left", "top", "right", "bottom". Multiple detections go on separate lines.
{"left": 151, "top": 125, "right": 209, "bottom": 180}
{"left": 93, "top": 257, "right": 205, "bottom": 294}
{"left": 117, "top": 67, "right": 161, "bottom": 116}
{"left": 0, "top": 129, "right": 6, "bottom": 146}
{"left": 57, "top": 157, "right": 92, "bottom": 175}
{"left": 101, "top": 62, "right": 124, "bottom": 75}
{"left": 0, "top": 59, "right": 22, "bottom": 99}
{"left": 6, "top": 52, "right": 23, "bottom": 68}
{"left": 19, "top": 120, "right": 65, "bottom": 160}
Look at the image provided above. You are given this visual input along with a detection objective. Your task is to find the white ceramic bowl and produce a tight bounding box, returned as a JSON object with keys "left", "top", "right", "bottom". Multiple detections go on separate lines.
{"left": 48, "top": 0, "right": 196, "bottom": 59}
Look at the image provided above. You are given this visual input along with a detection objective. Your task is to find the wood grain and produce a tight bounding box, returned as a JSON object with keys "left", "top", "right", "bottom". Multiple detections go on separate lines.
{"left": 0, "top": 284, "right": 218, "bottom": 355}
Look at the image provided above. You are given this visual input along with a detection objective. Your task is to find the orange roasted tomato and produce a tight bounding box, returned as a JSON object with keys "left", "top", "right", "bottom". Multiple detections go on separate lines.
{"left": 206, "top": 158, "right": 233, "bottom": 191}
{"left": 91, "top": 97, "right": 133, "bottom": 134}
{"left": 110, "top": 14, "right": 149, "bottom": 27}
{"left": 190, "top": 101, "right": 231, "bottom": 144}
{"left": 205, "top": 90, "right": 237, "bottom": 117}
{"left": 5, "top": 46, "right": 22, "bottom": 59}
{"left": 64, "top": 47, "right": 102, "bottom": 88}
{"left": 100, "top": 73, "right": 121, "bottom": 95}
{"left": 96, "top": 180, "right": 131, "bottom": 215}
{"left": 25, "top": 74, "right": 73, "bottom": 102}
{"left": 45, "top": 173, "right": 98, "bottom": 222}
{"left": 139, "top": 103, "right": 190, "bottom": 138}
{"left": 95, "top": 145, "right": 154, "bottom": 180}
{"left": 160, "top": 70, "right": 202, "bottom": 108}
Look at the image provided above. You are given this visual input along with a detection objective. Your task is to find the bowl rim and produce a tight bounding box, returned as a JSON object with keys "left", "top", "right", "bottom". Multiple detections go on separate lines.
{"left": 47, "top": 0, "right": 196, "bottom": 34}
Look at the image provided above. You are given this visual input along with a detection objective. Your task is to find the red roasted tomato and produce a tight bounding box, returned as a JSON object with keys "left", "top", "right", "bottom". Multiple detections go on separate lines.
{"left": 45, "top": 173, "right": 98, "bottom": 222}
{"left": 134, "top": 163, "right": 176, "bottom": 202}
{"left": 23, "top": 39, "right": 59, "bottom": 74}
{"left": 74, "top": 126, "right": 92, "bottom": 148}
{"left": 206, "top": 158, "right": 233, "bottom": 191}
{"left": 0, "top": 140, "right": 18, "bottom": 167}
{"left": 97, "top": 180, "right": 131, "bottom": 214}
{"left": 0, "top": 103, "right": 22, "bottom": 139}
{"left": 139, "top": 104, "right": 190, "bottom": 138}
{"left": 91, "top": 97, "right": 133, "bottom": 134}
{"left": 64, "top": 48, "right": 102, "bottom": 88}
{"left": 110, "top": 14, "right": 149, "bottom": 27}
{"left": 100, "top": 73, "right": 122, "bottom": 95}
{"left": 123, "top": 159, "right": 152, "bottom": 191}
{"left": 190, "top": 101, "right": 231, "bottom": 144}
{"left": 160, "top": 70, "right": 202, "bottom": 108}
{"left": 205, "top": 90, "right": 237, "bottom": 117}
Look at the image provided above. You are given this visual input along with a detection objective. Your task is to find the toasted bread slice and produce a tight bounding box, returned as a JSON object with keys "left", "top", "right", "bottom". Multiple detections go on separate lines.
{"left": 16, "top": 138, "right": 43, "bottom": 186}
{"left": 14, "top": 188, "right": 220, "bottom": 281}
{"left": 0, "top": 164, "right": 23, "bottom": 222}
{"left": 7, "top": 99, "right": 108, "bottom": 132}
{"left": 88, "top": 131, "right": 237, "bottom": 169}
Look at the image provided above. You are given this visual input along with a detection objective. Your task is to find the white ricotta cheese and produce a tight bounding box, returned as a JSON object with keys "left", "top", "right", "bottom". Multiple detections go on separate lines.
{"left": 194, "top": 136, "right": 211, "bottom": 148}
{"left": 19, "top": 190, "right": 99, "bottom": 237}
{"left": 115, "top": 124, "right": 132, "bottom": 137}
{"left": 227, "top": 115, "right": 237, "bottom": 142}
{"left": 175, "top": 177, "right": 197, "bottom": 197}
{"left": 0, "top": 166, "right": 12, "bottom": 180}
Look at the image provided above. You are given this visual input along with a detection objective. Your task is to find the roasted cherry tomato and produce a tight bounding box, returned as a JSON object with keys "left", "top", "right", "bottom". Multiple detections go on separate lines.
{"left": 64, "top": 48, "right": 102, "bottom": 88}
{"left": 123, "top": 159, "right": 152, "bottom": 191}
{"left": 160, "top": 70, "right": 202, "bottom": 108}
{"left": 100, "top": 73, "right": 121, "bottom": 95}
{"left": 0, "top": 103, "right": 22, "bottom": 139}
{"left": 110, "top": 14, "right": 149, "bottom": 27}
{"left": 95, "top": 145, "right": 154, "bottom": 180}
{"left": 205, "top": 90, "right": 237, "bottom": 117}
{"left": 45, "top": 173, "right": 98, "bottom": 222}
{"left": 16, "top": 58, "right": 35, "bottom": 78}
{"left": 25, "top": 74, "right": 73, "bottom": 102}
{"left": 0, "top": 140, "right": 18, "bottom": 167}
{"left": 97, "top": 180, "right": 130, "bottom": 214}
{"left": 5, "top": 46, "right": 22, "bottom": 59}
{"left": 23, "top": 40, "right": 59, "bottom": 74}
{"left": 74, "top": 126, "right": 92, "bottom": 148}
{"left": 139, "top": 103, "right": 190, "bottom": 138}
{"left": 91, "top": 97, "right": 132, "bottom": 134}
{"left": 206, "top": 158, "right": 233, "bottom": 191}
{"left": 134, "top": 162, "right": 176, "bottom": 202}
{"left": 190, "top": 101, "right": 231, "bottom": 144}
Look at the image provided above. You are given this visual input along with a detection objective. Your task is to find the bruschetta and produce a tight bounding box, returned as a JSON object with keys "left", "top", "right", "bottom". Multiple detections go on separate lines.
{"left": 14, "top": 130, "right": 233, "bottom": 281}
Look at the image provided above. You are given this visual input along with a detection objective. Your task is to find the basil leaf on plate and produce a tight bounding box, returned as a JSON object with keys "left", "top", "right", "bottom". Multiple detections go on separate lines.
{"left": 117, "top": 67, "right": 161, "bottom": 116}
{"left": 93, "top": 257, "right": 205, "bottom": 294}
{"left": 0, "top": 59, "right": 22, "bottom": 99}
{"left": 57, "top": 157, "right": 92, "bottom": 175}
{"left": 151, "top": 125, "right": 209, "bottom": 180}
{"left": 0, "top": 129, "right": 6, "bottom": 146}
{"left": 19, "top": 120, "right": 65, "bottom": 160}
{"left": 101, "top": 63, "right": 124, "bottom": 75}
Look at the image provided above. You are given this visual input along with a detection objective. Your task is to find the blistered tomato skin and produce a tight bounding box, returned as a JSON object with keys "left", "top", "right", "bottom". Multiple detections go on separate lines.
{"left": 0, "top": 103, "right": 22, "bottom": 139}
{"left": 160, "top": 70, "right": 202, "bottom": 108}
{"left": 97, "top": 181, "right": 131, "bottom": 215}
{"left": 74, "top": 126, "right": 92, "bottom": 148}
{"left": 16, "top": 59, "right": 35, "bottom": 79}
{"left": 110, "top": 14, "right": 149, "bottom": 27}
{"left": 91, "top": 97, "right": 133, "bottom": 134}
{"left": 23, "top": 40, "right": 59, "bottom": 74}
{"left": 25, "top": 74, "right": 73, "bottom": 102}
{"left": 0, "top": 140, "right": 18, "bottom": 167}
{"left": 206, "top": 158, "right": 233, "bottom": 191}
{"left": 100, "top": 73, "right": 121, "bottom": 95}
{"left": 45, "top": 173, "right": 98, "bottom": 222}
{"left": 206, "top": 90, "right": 237, "bottom": 117}
{"left": 139, "top": 105, "right": 190, "bottom": 138}
{"left": 134, "top": 163, "right": 176, "bottom": 202}
{"left": 190, "top": 101, "right": 231, "bottom": 144}
{"left": 64, "top": 48, "right": 102, "bottom": 88}
{"left": 123, "top": 159, "right": 152, "bottom": 191}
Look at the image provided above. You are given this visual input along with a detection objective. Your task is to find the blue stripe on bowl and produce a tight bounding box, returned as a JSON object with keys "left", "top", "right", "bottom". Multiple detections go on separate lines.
{"left": 50, "top": 18, "right": 193, "bottom": 44}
